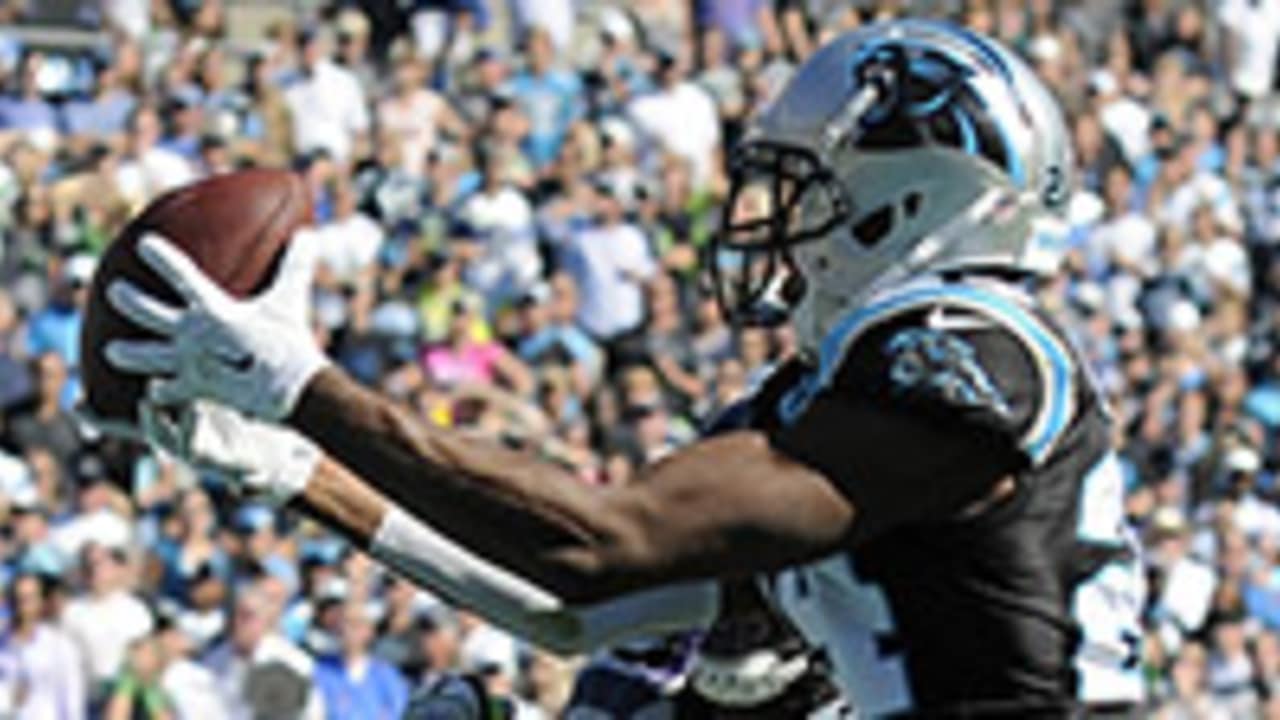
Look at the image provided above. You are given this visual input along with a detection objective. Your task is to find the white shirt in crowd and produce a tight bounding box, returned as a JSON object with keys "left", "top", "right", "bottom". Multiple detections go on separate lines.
{"left": 628, "top": 80, "right": 721, "bottom": 188}
{"left": 1218, "top": 0, "right": 1280, "bottom": 99}
{"left": 377, "top": 89, "right": 448, "bottom": 176}
{"left": 0, "top": 623, "right": 87, "bottom": 720}
{"left": 1231, "top": 492, "right": 1280, "bottom": 542}
{"left": 115, "top": 146, "right": 195, "bottom": 209}
{"left": 313, "top": 215, "right": 385, "bottom": 285}
{"left": 508, "top": 0, "right": 574, "bottom": 56}
{"left": 1089, "top": 210, "right": 1157, "bottom": 276}
{"left": 162, "top": 657, "right": 230, "bottom": 720}
{"left": 459, "top": 186, "right": 543, "bottom": 304}
{"left": 1097, "top": 94, "right": 1151, "bottom": 166}
{"left": 203, "top": 633, "right": 325, "bottom": 720}
{"left": 461, "top": 185, "right": 536, "bottom": 240}
{"left": 1201, "top": 236, "right": 1252, "bottom": 297}
{"left": 458, "top": 624, "right": 545, "bottom": 720}
{"left": 560, "top": 221, "right": 656, "bottom": 340}
{"left": 52, "top": 509, "right": 133, "bottom": 561}
{"left": 61, "top": 590, "right": 154, "bottom": 684}
{"left": 99, "top": 0, "right": 150, "bottom": 39}
{"left": 284, "top": 60, "right": 370, "bottom": 162}
{"left": 1160, "top": 171, "right": 1243, "bottom": 233}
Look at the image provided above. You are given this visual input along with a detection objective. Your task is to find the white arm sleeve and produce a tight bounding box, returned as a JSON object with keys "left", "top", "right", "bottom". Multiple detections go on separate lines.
{"left": 370, "top": 506, "right": 720, "bottom": 654}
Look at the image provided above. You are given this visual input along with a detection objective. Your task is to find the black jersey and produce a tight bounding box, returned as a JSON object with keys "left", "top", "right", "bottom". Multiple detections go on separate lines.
{"left": 740, "top": 277, "right": 1144, "bottom": 717}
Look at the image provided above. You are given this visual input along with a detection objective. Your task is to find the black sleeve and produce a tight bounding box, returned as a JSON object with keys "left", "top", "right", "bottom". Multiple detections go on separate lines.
{"left": 769, "top": 310, "right": 1048, "bottom": 541}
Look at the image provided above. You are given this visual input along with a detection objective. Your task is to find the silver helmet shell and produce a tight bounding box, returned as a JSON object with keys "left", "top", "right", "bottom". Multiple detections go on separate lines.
{"left": 712, "top": 20, "right": 1073, "bottom": 353}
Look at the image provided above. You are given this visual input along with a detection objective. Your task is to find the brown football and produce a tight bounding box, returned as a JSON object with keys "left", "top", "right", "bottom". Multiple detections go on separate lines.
{"left": 81, "top": 169, "right": 312, "bottom": 422}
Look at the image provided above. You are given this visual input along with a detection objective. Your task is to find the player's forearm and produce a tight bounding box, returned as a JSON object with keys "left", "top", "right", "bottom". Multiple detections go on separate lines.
{"left": 291, "top": 449, "right": 719, "bottom": 654}
{"left": 290, "top": 367, "right": 645, "bottom": 602}
{"left": 289, "top": 455, "right": 387, "bottom": 544}
{"left": 291, "top": 458, "right": 571, "bottom": 647}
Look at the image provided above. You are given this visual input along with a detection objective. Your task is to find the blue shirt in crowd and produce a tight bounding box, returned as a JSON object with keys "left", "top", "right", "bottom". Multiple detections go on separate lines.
{"left": 61, "top": 91, "right": 136, "bottom": 138}
{"left": 0, "top": 95, "right": 58, "bottom": 133}
{"left": 508, "top": 70, "right": 582, "bottom": 168}
{"left": 313, "top": 655, "right": 410, "bottom": 720}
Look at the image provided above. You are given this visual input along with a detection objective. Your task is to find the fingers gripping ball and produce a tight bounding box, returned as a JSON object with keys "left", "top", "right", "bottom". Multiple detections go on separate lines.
{"left": 81, "top": 169, "right": 311, "bottom": 422}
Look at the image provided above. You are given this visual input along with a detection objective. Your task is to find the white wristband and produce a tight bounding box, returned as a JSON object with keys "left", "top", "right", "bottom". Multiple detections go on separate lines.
{"left": 371, "top": 505, "right": 563, "bottom": 614}
{"left": 368, "top": 505, "right": 720, "bottom": 655}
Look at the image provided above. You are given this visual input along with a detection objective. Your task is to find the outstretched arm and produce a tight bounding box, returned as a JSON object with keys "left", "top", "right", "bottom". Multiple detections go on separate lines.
{"left": 101, "top": 233, "right": 855, "bottom": 612}
{"left": 292, "top": 454, "right": 719, "bottom": 653}
{"left": 125, "top": 398, "right": 719, "bottom": 655}
{"left": 291, "top": 368, "right": 856, "bottom": 604}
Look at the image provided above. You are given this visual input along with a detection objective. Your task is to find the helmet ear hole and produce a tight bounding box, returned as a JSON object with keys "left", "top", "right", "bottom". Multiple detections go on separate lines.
{"left": 903, "top": 191, "right": 923, "bottom": 218}
{"left": 851, "top": 203, "right": 895, "bottom": 248}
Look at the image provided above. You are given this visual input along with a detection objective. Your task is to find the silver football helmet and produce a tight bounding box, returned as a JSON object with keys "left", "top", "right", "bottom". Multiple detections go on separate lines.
{"left": 711, "top": 20, "right": 1073, "bottom": 355}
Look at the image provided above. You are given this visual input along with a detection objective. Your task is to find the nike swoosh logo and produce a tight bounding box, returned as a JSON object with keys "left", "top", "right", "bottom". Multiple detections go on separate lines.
{"left": 222, "top": 352, "right": 255, "bottom": 372}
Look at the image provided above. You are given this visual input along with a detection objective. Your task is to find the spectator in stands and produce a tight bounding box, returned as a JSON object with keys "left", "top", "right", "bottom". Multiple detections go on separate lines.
{"left": 313, "top": 601, "right": 410, "bottom": 720}
{"left": 0, "top": 289, "right": 31, "bottom": 410}
{"left": 627, "top": 51, "right": 721, "bottom": 191}
{"left": 457, "top": 148, "right": 542, "bottom": 306}
{"left": 0, "top": 53, "right": 58, "bottom": 151}
{"left": 284, "top": 26, "right": 370, "bottom": 164}
{"left": 405, "top": 608, "right": 453, "bottom": 682}
{"left": 514, "top": 275, "right": 603, "bottom": 396}
{"left": 150, "top": 488, "right": 229, "bottom": 603}
{"left": 114, "top": 105, "right": 196, "bottom": 210}
{"left": 557, "top": 181, "right": 655, "bottom": 345}
{"left": 376, "top": 46, "right": 467, "bottom": 179}
{"left": 0, "top": 573, "right": 87, "bottom": 720}
{"left": 101, "top": 635, "right": 173, "bottom": 720}
{"left": 1217, "top": 0, "right": 1280, "bottom": 109}
{"left": 25, "top": 256, "right": 91, "bottom": 383}
{"left": 61, "top": 62, "right": 136, "bottom": 151}
{"left": 6, "top": 353, "right": 81, "bottom": 472}
{"left": 7, "top": 490, "right": 66, "bottom": 578}
{"left": 205, "top": 582, "right": 324, "bottom": 720}
{"left": 642, "top": 272, "right": 705, "bottom": 414}
{"left": 313, "top": 181, "right": 385, "bottom": 288}
{"left": 457, "top": 616, "right": 543, "bottom": 720}
{"left": 1156, "top": 641, "right": 1223, "bottom": 718}
{"left": 422, "top": 296, "right": 533, "bottom": 394}
{"left": 61, "top": 544, "right": 154, "bottom": 700}
{"left": 155, "top": 612, "right": 229, "bottom": 720}
{"left": 508, "top": 26, "right": 581, "bottom": 170}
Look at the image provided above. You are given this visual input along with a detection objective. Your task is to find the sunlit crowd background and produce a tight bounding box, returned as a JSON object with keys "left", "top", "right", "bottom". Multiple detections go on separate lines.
{"left": 1, "top": 0, "right": 1280, "bottom": 717}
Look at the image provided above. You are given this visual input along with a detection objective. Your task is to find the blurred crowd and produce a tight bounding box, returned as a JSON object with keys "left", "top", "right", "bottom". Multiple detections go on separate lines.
{"left": 1, "top": 0, "right": 1280, "bottom": 717}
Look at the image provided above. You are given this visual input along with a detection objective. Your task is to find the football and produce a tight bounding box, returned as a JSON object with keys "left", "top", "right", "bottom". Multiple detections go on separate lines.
{"left": 81, "top": 169, "right": 311, "bottom": 423}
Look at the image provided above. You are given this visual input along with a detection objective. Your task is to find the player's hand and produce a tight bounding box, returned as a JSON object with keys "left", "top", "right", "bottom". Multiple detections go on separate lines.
{"left": 103, "top": 232, "right": 329, "bottom": 422}
{"left": 140, "top": 398, "right": 320, "bottom": 506}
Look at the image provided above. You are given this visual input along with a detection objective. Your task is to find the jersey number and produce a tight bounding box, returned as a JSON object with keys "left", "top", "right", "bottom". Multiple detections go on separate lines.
{"left": 779, "top": 558, "right": 912, "bottom": 714}
{"left": 1071, "top": 452, "right": 1145, "bottom": 702}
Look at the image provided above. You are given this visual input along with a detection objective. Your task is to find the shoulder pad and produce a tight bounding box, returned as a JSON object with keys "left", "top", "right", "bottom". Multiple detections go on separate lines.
{"left": 815, "top": 279, "right": 1077, "bottom": 465}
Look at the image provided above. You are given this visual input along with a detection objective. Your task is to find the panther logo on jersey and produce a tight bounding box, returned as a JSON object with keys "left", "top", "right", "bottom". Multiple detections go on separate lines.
{"left": 883, "top": 326, "right": 1011, "bottom": 415}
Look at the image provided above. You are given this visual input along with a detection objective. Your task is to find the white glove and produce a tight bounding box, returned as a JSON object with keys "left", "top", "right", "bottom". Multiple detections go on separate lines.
{"left": 104, "top": 232, "right": 329, "bottom": 422}
{"left": 141, "top": 399, "right": 320, "bottom": 506}
{"left": 72, "top": 403, "right": 146, "bottom": 442}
